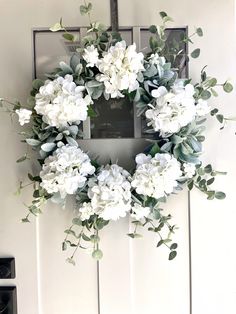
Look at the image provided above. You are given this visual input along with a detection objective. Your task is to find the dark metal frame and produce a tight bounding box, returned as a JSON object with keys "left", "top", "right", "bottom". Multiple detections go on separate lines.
{"left": 32, "top": 26, "right": 188, "bottom": 79}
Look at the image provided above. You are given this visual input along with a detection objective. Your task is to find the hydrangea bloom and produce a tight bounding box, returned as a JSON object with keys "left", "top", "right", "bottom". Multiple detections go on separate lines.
{"left": 131, "top": 203, "right": 150, "bottom": 221}
{"left": 83, "top": 45, "right": 99, "bottom": 67}
{"left": 40, "top": 145, "right": 95, "bottom": 199}
{"left": 35, "top": 75, "right": 92, "bottom": 128}
{"left": 148, "top": 53, "right": 166, "bottom": 66}
{"left": 183, "top": 163, "right": 196, "bottom": 178}
{"left": 131, "top": 153, "right": 182, "bottom": 199}
{"left": 145, "top": 84, "right": 196, "bottom": 136}
{"left": 79, "top": 202, "right": 95, "bottom": 221}
{"left": 96, "top": 40, "right": 144, "bottom": 98}
{"left": 15, "top": 108, "right": 32, "bottom": 126}
{"left": 86, "top": 164, "right": 132, "bottom": 221}
{"left": 195, "top": 99, "right": 211, "bottom": 117}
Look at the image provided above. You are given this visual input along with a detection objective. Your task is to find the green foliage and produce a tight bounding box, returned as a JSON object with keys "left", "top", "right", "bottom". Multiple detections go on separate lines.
{"left": 80, "top": 2, "right": 92, "bottom": 16}
{"left": 50, "top": 20, "right": 64, "bottom": 32}
{"left": 149, "top": 25, "right": 157, "bottom": 34}
{"left": 191, "top": 48, "right": 200, "bottom": 58}
{"left": 92, "top": 249, "right": 103, "bottom": 260}
{"left": 196, "top": 27, "right": 203, "bottom": 37}
{"left": 63, "top": 33, "right": 77, "bottom": 42}
{"left": 223, "top": 81, "right": 233, "bottom": 93}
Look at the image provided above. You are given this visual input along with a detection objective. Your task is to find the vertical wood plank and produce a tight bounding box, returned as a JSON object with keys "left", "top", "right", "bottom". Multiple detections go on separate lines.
{"left": 38, "top": 203, "right": 99, "bottom": 314}
{"left": 130, "top": 191, "right": 190, "bottom": 314}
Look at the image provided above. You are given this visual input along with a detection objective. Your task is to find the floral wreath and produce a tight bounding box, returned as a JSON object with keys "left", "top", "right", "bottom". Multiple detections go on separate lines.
{"left": 1, "top": 3, "right": 234, "bottom": 263}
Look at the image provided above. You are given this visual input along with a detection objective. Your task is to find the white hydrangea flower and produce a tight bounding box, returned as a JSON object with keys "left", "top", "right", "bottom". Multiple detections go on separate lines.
{"left": 131, "top": 203, "right": 150, "bottom": 221}
{"left": 15, "top": 108, "right": 32, "bottom": 126}
{"left": 145, "top": 84, "right": 196, "bottom": 136}
{"left": 79, "top": 202, "right": 95, "bottom": 221}
{"left": 83, "top": 45, "right": 99, "bottom": 67}
{"left": 195, "top": 99, "right": 211, "bottom": 117}
{"left": 35, "top": 74, "right": 92, "bottom": 128}
{"left": 40, "top": 145, "right": 95, "bottom": 199}
{"left": 183, "top": 163, "right": 196, "bottom": 178}
{"left": 96, "top": 40, "right": 144, "bottom": 98}
{"left": 87, "top": 164, "right": 132, "bottom": 221}
{"left": 151, "top": 86, "right": 168, "bottom": 98}
{"left": 131, "top": 153, "right": 182, "bottom": 199}
{"left": 148, "top": 53, "right": 166, "bottom": 66}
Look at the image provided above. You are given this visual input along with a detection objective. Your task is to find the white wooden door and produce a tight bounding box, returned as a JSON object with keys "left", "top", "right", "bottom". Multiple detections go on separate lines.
{"left": 35, "top": 26, "right": 191, "bottom": 314}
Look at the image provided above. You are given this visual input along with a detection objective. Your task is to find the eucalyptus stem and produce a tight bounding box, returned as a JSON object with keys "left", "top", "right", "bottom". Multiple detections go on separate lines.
{"left": 71, "top": 227, "right": 84, "bottom": 260}
{"left": 84, "top": 0, "right": 92, "bottom": 26}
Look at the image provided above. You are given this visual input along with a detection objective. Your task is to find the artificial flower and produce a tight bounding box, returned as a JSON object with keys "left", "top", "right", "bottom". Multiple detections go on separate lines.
{"left": 35, "top": 75, "right": 92, "bottom": 128}
{"left": 132, "top": 153, "right": 182, "bottom": 199}
{"left": 40, "top": 145, "right": 95, "bottom": 199}
{"left": 183, "top": 163, "right": 196, "bottom": 178}
{"left": 145, "top": 84, "right": 196, "bottom": 136}
{"left": 195, "top": 99, "right": 211, "bottom": 116}
{"left": 131, "top": 203, "right": 150, "bottom": 220}
{"left": 83, "top": 45, "right": 99, "bottom": 67}
{"left": 15, "top": 108, "right": 32, "bottom": 126}
{"left": 96, "top": 40, "right": 144, "bottom": 98}
{"left": 87, "top": 164, "right": 132, "bottom": 221}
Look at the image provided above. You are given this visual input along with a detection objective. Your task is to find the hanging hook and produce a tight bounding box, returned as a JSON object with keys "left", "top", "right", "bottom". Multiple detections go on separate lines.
{"left": 110, "top": 0, "right": 119, "bottom": 32}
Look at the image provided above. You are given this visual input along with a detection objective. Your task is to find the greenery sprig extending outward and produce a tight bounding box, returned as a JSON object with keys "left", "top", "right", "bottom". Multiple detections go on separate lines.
{"left": 1, "top": 2, "right": 234, "bottom": 264}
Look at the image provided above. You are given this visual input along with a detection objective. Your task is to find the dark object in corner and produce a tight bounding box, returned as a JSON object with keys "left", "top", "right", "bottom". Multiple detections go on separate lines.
{"left": 0, "top": 287, "right": 17, "bottom": 314}
{"left": 0, "top": 259, "right": 15, "bottom": 279}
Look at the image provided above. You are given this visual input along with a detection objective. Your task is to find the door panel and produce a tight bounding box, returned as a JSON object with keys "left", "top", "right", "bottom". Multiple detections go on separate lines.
{"left": 35, "top": 25, "right": 190, "bottom": 314}
{"left": 38, "top": 203, "right": 98, "bottom": 314}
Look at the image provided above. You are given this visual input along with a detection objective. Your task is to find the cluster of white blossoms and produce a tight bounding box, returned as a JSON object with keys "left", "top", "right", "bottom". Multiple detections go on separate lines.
{"left": 40, "top": 145, "right": 95, "bottom": 199}
{"left": 131, "top": 203, "right": 150, "bottom": 221}
{"left": 82, "top": 45, "right": 99, "bottom": 68}
{"left": 35, "top": 74, "right": 92, "bottom": 128}
{"left": 195, "top": 98, "right": 211, "bottom": 117}
{"left": 15, "top": 108, "right": 32, "bottom": 126}
{"left": 183, "top": 163, "right": 196, "bottom": 178}
{"left": 95, "top": 41, "right": 144, "bottom": 98}
{"left": 131, "top": 153, "right": 182, "bottom": 199}
{"left": 145, "top": 82, "right": 211, "bottom": 137}
{"left": 78, "top": 164, "right": 132, "bottom": 221}
{"left": 145, "top": 84, "right": 196, "bottom": 136}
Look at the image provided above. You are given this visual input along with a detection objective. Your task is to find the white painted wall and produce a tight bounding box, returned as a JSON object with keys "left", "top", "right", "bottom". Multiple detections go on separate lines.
{"left": 0, "top": 0, "right": 235, "bottom": 314}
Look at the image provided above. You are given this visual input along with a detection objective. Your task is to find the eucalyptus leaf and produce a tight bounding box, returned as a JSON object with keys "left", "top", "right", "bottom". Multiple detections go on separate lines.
{"left": 59, "top": 62, "right": 73, "bottom": 74}
{"left": 26, "top": 139, "right": 41, "bottom": 146}
{"left": 223, "top": 82, "right": 233, "bottom": 93}
{"left": 32, "top": 79, "right": 44, "bottom": 91}
{"left": 149, "top": 25, "right": 157, "bottom": 33}
{"left": 216, "top": 114, "right": 224, "bottom": 123}
{"left": 41, "top": 142, "right": 56, "bottom": 152}
{"left": 66, "top": 137, "right": 78, "bottom": 147}
{"left": 63, "top": 33, "right": 77, "bottom": 42}
{"left": 191, "top": 48, "right": 200, "bottom": 58}
{"left": 196, "top": 27, "right": 203, "bottom": 37}
{"left": 169, "top": 250, "right": 177, "bottom": 260}
{"left": 50, "top": 22, "right": 63, "bottom": 32}
{"left": 92, "top": 249, "right": 103, "bottom": 260}
{"left": 215, "top": 191, "right": 226, "bottom": 200}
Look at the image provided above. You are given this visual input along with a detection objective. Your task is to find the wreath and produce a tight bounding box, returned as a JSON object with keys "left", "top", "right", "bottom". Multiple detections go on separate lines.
{"left": 1, "top": 3, "right": 234, "bottom": 263}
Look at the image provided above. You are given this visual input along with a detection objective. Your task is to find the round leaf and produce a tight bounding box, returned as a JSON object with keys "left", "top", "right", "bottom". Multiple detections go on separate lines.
{"left": 196, "top": 27, "right": 203, "bottom": 37}
{"left": 223, "top": 82, "right": 233, "bottom": 93}
{"left": 92, "top": 249, "right": 103, "bottom": 260}
{"left": 191, "top": 48, "right": 200, "bottom": 58}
